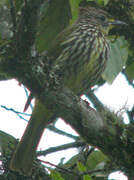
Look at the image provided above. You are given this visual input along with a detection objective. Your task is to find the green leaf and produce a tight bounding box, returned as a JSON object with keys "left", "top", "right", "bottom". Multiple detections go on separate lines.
{"left": 86, "top": 151, "right": 108, "bottom": 170}
{"left": 102, "top": 36, "right": 128, "bottom": 84}
{"left": 69, "top": 0, "right": 81, "bottom": 24}
{"left": 0, "top": 130, "right": 17, "bottom": 156}
{"left": 86, "top": 151, "right": 108, "bottom": 179}
{"left": 125, "top": 62, "right": 134, "bottom": 81}
{"left": 50, "top": 170, "right": 64, "bottom": 180}
{"left": 77, "top": 162, "right": 92, "bottom": 180}
{"left": 104, "top": 0, "right": 110, "bottom": 5}
{"left": 36, "top": 0, "right": 71, "bottom": 52}
{"left": 96, "top": 0, "right": 104, "bottom": 5}
{"left": 77, "top": 161, "right": 87, "bottom": 172}
{"left": 95, "top": 0, "right": 109, "bottom": 5}
{"left": 83, "top": 175, "right": 92, "bottom": 180}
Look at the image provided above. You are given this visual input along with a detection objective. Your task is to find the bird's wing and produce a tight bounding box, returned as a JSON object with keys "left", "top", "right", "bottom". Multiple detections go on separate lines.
{"left": 46, "top": 23, "right": 78, "bottom": 61}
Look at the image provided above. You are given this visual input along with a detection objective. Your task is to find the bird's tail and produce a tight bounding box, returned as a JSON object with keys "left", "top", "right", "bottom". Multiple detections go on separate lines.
{"left": 9, "top": 100, "right": 53, "bottom": 176}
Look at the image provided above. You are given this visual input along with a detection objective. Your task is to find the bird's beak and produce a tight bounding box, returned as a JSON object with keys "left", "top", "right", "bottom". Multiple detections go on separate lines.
{"left": 109, "top": 19, "right": 127, "bottom": 26}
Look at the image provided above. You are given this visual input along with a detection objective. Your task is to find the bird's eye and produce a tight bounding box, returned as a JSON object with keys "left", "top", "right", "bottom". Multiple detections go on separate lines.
{"left": 99, "top": 16, "right": 106, "bottom": 21}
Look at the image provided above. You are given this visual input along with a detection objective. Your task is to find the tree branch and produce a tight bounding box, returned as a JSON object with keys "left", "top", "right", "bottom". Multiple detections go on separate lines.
{"left": 9, "top": 0, "right": 17, "bottom": 34}
{"left": 0, "top": 49, "right": 127, "bottom": 167}
{"left": 16, "top": 0, "right": 44, "bottom": 53}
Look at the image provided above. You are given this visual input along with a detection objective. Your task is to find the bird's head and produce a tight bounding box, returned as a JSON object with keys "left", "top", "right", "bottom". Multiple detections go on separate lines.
{"left": 79, "top": 6, "right": 127, "bottom": 34}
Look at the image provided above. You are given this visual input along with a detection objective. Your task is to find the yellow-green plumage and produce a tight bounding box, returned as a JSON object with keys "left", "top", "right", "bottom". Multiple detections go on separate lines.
{"left": 47, "top": 7, "right": 110, "bottom": 94}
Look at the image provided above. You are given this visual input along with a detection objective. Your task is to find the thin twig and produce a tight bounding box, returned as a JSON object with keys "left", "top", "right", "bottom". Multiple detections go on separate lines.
{"left": 37, "top": 141, "right": 86, "bottom": 156}
{"left": 86, "top": 89, "right": 105, "bottom": 111}
{"left": 23, "top": 86, "right": 33, "bottom": 111}
{"left": 38, "top": 159, "right": 79, "bottom": 176}
{"left": 47, "top": 125, "right": 79, "bottom": 140}
{"left": 79, "top": 168, "right": 106, "bottom": 176}
{"left": 38, "top": 159, "right": 107, "bottom": 177}
{"left": 1, "top": 105, "right": 30, "bottom": 122}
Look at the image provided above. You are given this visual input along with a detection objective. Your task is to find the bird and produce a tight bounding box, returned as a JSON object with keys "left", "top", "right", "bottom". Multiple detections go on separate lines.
{"left": 9, "top": 5, "right": 126, "bottom": 176}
